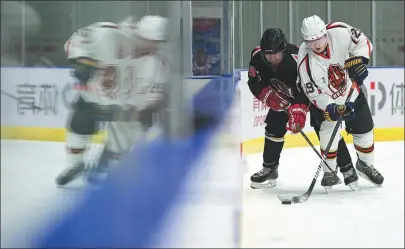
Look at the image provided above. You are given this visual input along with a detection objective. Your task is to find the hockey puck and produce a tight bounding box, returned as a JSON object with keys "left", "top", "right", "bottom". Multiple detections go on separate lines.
{"left": 281, "top": 201, "right": 292, "bottom": 205}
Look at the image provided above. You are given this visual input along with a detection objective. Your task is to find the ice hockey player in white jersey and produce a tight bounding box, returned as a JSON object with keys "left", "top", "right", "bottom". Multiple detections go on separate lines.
{"left": 297, "top": 15, "right": 384, "bottom": 191}
{"left": 55, "top": 15, "right": 169, "bottom": 185}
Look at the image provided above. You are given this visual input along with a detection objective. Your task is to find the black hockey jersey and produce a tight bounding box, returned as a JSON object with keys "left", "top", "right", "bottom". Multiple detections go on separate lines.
{"left": 247, "top": 43, "right": 309, "bottom": 106}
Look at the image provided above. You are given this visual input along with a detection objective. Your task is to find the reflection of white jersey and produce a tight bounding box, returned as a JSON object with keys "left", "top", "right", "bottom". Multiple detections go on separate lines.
{"left": 131, "top": 53, "right": 170, "bottom": 110}
{"left": 297, "top": 21, "right": 373, "bottom": 111}
{"left": 64, "top": 22, "right": 169, "bottom": 110}
{"left": 64, "top": 22, "right": 134, "bottom": 64}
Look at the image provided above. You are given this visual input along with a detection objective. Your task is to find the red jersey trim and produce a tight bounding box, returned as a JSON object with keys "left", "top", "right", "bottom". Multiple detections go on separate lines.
{"left": 252, "top": 46, "right": 261, "bottom": 58}
{"left": 315, "top": 45, "right": 330, "bottom": 59}
{"left": 326, "top": 22, "right": 347, "bottom": 30}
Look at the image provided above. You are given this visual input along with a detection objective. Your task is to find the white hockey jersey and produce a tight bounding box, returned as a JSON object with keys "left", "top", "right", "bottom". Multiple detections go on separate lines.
{"left": 297, "top": 21, "right": 373, "bottom": 111}
{"left": 64, "top": 22, "right": 170, "bottom": 110}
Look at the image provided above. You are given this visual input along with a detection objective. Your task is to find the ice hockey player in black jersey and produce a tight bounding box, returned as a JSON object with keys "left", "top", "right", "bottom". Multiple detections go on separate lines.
{"left": 248, "top": 28, "right": 360, "bottom": 191}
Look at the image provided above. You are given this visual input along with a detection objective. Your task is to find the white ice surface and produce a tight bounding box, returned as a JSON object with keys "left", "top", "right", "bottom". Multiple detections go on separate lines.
{"left": 1, "top": 140, "right": 404, "bottom": 248}
{"left": 241, "top": 141, "right": 404, "bottom": 248}
{"left": 1, "top": 140, "right": 102, "bottom": 247}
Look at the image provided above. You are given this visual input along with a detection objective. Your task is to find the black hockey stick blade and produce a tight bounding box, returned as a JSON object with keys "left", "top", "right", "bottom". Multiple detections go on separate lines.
{"left": 278, "top": 193, "right": 310, "bottom": 204}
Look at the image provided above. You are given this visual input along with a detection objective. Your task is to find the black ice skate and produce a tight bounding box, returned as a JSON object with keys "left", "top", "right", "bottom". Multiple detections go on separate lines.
{"left": 321, "top": 172, "right": 341, "bottom": 193}
{"left": 356, "top": 159, "right": 384, "bottom": 186}
{"left": 55, "top": 163, "right": 86, "bottom": 186}
{"left": 340, "top": 163, "right": 360, "bottom": 191}
{"left": 250, "top": 162, "right": 278, "bottom": 189}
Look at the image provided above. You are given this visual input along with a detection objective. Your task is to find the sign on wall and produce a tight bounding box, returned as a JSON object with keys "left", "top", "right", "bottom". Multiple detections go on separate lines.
{"left": 0, "top": 68, "right": 215, "bottom": 129}
{"left": 1, "top": 68, "right": 75, "bottom": 128}
{"left": 1, "top": 67, "right": 403, "bottom": 143}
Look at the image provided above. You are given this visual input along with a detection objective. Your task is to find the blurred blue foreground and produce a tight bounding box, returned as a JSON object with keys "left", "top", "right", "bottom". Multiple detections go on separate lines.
{"left": 34, "top": 75, "right": 239, "bottom": 248}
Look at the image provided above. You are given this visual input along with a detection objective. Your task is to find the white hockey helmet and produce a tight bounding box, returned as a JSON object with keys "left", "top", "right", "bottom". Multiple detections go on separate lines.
{"left": 135, "top": 15, "right": 168, "bottom": 41}
{"left": 301, "top": 15, "right": 326, "bottom": 41}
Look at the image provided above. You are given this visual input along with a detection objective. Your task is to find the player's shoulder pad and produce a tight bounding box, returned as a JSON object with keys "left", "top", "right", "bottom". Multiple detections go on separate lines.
{"left": 286, "top": 43, "right": 299, "bottom": 62}
{"left": 326, "top": 21, "right": 353, "bottom": 39}
{"left": 136, "top": 54, "right": 170, "bottom": 82}
{"left": 286, "top": 43, "right": 299, "bottom": 54}
{"left": 92, "top": 22, "right": 120, "bottom": 29}
{"left": 297, "top": 42, "right": 310, "bottom": 62}
{"left": 326, "top": 21, "right": 350, "bottom": 30}
{"left": 250, "top": 46, "right": 262, "bottom": 59}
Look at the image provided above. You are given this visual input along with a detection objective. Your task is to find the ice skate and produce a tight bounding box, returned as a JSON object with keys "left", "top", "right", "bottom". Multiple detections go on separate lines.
{"left": 250, "top": 162, "right": 278, "bottom": 189}
{"left": 55, "top": 163, "right": 86, "bottom": 186}
{"left": 321, "top": 172, "right": 341, "bottom": 193}
{"left": 86, "top": 161, "right": 110, "bottom": 184}
{"left": 340, "top": 164, "right": 360, "bottom": 191}
{"left": 85, "top": 148, "right": 112, "bottom": 184}
{"left": 356, "top": 159, "right": 384, "bottom": 186}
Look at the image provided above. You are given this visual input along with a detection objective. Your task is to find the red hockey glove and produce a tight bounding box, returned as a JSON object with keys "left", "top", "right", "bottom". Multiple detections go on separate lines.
{"left": 287, "top": 104, "right": 308, "bottom": 134}
{"left": 258, "top": 86, "right": 291, "bottom": 111}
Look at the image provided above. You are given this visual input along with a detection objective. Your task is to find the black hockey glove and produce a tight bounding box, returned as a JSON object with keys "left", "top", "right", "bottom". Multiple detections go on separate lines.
{"left": 344, "top": 56, "right": 369, "bottom": 86}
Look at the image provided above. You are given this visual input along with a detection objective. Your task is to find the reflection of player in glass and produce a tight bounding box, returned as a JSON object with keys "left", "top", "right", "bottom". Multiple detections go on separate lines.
{"left": 192, "top": 48, "right": 211, "bottom": 76}
{"left": 55, "top": 15, "right": 170, "bottom": 186}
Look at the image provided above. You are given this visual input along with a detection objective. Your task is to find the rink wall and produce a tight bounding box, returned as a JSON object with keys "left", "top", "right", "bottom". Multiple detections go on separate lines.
{"left": 1, "top": 67, "right": 404, "bottom": 155}
{"left": 0, "top": 67, "right": 213, "bottom": 142}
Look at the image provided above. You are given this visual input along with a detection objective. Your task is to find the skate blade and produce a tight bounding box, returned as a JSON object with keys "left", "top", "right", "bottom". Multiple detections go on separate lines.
{"left": 347, "top": 181, "right": 361, "bottom": 191}
{"left": 251, "top": 179, "right": 276, "bottom": 189}
{"left": 357, "top": 172, "right": 383, "bottom": 187}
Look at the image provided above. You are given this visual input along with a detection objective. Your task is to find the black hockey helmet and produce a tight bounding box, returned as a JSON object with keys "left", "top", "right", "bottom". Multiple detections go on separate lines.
{"left": 260, "top": 28, "right": 287, "bottom": 54}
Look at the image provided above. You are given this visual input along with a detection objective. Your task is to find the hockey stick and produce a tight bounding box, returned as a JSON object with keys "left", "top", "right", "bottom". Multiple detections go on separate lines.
{"left": 284, "top": 110, "right": 340, "bottom": 178}
{"left": 1, "top": 89, "right": 43, "bottom": 110}
{"left": 296, "top": 126, "right": 340, "bottom": 181}
{"left": 278, "top": 81, "right": 358, "bottom": 204}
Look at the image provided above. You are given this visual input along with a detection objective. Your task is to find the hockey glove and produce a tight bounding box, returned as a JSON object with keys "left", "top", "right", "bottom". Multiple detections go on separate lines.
{"left": 324, "top": 102, "right": 355, "bottom": 122}
{"left": 344, "top": 56, "right": 369, "bottom": 86}
{"left": 286, "top": 104, "right": 308, "bottom": 134}
{"left": 258, "top": 86, "right": 291, "bottom": 112}
{"left": 71, "top": 59, "right": 97, "bottom": 86}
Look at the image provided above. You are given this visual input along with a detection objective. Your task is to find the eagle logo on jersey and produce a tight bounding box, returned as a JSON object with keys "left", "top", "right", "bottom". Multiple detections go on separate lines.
{"left": 327, "top": 64, "right": 347, "bottom": 99}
